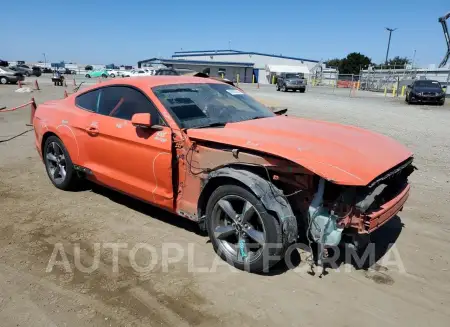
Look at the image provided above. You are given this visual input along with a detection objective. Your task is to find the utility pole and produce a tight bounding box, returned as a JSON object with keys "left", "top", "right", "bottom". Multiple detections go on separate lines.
{"left": 412, "top": 49, "right": 416, "bottom": 68}
{"left": 385, "top": 27, "right": 397, "bottom": 65}
{"left": 43, "top": 53, "right": 47, "bottom": 67}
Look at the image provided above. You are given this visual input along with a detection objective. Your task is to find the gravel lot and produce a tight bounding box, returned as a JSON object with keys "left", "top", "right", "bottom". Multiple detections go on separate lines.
{"left": 0, "top": 82, "right": 449, "bottom": 327}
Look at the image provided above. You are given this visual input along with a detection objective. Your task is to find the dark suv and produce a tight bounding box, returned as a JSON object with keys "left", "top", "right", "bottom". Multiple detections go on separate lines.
{"left": 276, "top": 73, "right": 307, "bottom": 93}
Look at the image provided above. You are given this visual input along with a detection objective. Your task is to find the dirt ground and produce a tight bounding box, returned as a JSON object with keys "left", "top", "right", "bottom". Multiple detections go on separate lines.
{"left": 0, "top": 81, "right": 449, "bottom": 327}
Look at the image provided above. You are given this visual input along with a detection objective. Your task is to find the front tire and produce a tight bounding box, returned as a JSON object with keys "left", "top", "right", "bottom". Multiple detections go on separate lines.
{"left": 0, "top": 77, "right": 8, "bottom": 84}
{"left": 299, "top": 88, "right": 306, "bottom": 93}
{"left": 102, "top": 74, "right": 107, "bottom": 78}
{"left": 276, "top": 84, "right": 280, "bottom": 91}
{"left": 406, "top": 94, "right": 411, "bottom": 104}
{"left": 85, "top": 74, "right": 91, "bottom": 78}
{"left": 110, "top": 73, "right": 115, "bottom": 78}
{"left": 281, "top": 84, "right": 287, "bottom": 92}
{"left": 206, "top": 184, "right": 283, "bottom": 273}
{"left": 43, "top": 136, "right": 79, "bottom": 190}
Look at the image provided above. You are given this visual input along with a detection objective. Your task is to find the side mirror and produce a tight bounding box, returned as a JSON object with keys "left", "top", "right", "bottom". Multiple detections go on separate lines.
{"left": 131, "top": 113, "right": 164, "bottom": 130}
{"left": 131, "top": 113, "right": 152, "bottom": 128}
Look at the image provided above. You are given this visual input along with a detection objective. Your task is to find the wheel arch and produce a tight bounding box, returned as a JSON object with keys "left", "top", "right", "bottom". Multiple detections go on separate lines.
{"left": 197, "top": 167, "right": 298, "bottom": 244}
{"left": 41, "top": 127, "right": 79, "bottom": 163}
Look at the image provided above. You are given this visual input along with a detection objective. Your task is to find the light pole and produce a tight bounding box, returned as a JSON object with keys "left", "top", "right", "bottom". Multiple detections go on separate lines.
{"left": 43, "top": 53, "right": 47, "bottom": 67}
{"left": 385, "top": 27, "right": 397, "bottom": 65}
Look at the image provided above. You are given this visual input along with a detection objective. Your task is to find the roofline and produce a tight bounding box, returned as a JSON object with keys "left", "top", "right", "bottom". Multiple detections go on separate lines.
{"left": 140, "top": 58, "right": 254, "bottom": 67}
{"left": 171, "top": 51, "right": 319, "bottom": 63}
{"left": 174, "top": 49, "right": 242, "bottom": 54}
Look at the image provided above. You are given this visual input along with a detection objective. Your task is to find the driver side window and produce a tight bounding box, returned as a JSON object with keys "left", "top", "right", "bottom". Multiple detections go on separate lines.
{"left": 98, "top": 86, "right": 166, "bottom": 125}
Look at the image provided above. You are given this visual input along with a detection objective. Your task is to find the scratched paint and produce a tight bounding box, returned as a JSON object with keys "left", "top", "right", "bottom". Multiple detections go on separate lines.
{"left": 154, "top": 131, "right": 168, "bottom": 143}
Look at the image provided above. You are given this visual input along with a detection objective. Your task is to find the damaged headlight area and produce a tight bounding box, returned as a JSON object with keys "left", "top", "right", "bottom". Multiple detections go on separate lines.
{"left": 278, "top": 158, "right": 416, "bottom": 248}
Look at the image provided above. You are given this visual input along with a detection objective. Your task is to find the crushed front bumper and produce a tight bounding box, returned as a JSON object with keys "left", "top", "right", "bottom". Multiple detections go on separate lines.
{"left": 348, "top": 183, "right": 410, "bottom": 233}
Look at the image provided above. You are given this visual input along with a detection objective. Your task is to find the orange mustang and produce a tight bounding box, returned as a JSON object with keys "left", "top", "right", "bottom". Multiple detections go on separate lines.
{"left": 34, "top": 76, "right": 415, "bottom": 272}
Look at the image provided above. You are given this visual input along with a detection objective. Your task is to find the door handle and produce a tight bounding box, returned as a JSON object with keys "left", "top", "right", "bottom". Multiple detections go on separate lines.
{"left": 86, "top": 126, "right": 99, "bottom": 136}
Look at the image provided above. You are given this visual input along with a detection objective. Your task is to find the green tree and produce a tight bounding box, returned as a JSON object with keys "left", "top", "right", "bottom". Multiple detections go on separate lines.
{"left": 325, "top": 58, "right": 341, "bottom": 68}
{"left": 339, "top": 52, "right": 372, "bottom": 75}
{"left": 387, "top": 56, "right": 411, "bottom": 68}
{"left": 325, "top": 53, "right": 372, "bottom": 74}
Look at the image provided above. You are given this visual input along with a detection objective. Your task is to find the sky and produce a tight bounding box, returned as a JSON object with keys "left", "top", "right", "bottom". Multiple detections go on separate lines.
{"left": 3, "top": 0, "right": 449, "bottom": 67}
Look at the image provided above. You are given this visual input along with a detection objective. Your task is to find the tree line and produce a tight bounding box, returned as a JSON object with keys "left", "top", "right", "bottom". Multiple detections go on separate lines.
{"left": 325, "top": 53, "right": 411, "bottom": 75}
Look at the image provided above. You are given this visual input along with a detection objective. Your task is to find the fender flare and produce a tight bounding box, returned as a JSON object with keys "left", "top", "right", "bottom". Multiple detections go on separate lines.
{"left": 202, "top": 167, "right": 298, "bottom": 244}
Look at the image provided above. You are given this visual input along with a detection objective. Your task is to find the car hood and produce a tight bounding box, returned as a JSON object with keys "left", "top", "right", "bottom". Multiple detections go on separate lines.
{"left": 187, "top": 116, "right": 413, "bottom": 186}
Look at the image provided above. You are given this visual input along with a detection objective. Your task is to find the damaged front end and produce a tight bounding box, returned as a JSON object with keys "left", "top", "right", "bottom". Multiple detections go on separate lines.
{"left": 295, "top": 158, "right": 415, "bottom": 248}
{"left": 177, "top": 140, "right": 415, "bottom": 252}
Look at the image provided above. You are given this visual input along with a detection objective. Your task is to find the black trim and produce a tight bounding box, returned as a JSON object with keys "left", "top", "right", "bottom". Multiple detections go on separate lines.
{"left": 367, "top": 157, "right": 414, "bottom": 189}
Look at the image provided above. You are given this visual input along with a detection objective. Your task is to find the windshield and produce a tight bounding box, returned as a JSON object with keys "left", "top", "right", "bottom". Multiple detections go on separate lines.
{"left": 415, "top": 80, "right": 441, "bottom": 88}
{"left": 285, "top": 73, "right": 303, "bottom": 79}
{"left": 153, "top": 83, "right": 275, "bottom": 129}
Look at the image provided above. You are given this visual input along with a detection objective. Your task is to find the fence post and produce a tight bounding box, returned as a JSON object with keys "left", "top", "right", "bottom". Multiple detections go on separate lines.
{"left": 401, "top": 85, "right": 406, "bottom": 97}
{"left": 271, "top": 75, "right": 275, "bottom": 84}
{"left": 384, "top": 86, "right": 387, "bottom": 97}
{"left": 252, "top": 74, "right": 255, "bottom": 84}
{"left": 236, "top": 73, "right": 239, "bottom": 85}
{"left": 29, "top": 98, "right": 37, "bottom": 125}
{"left": 349, "top": 74, "right": 354, "bottom": 97}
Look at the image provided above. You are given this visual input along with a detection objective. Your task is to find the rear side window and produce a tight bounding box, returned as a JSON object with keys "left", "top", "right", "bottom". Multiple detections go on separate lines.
{"left": 75, "top": 89, "right": 100, "bottom": 111}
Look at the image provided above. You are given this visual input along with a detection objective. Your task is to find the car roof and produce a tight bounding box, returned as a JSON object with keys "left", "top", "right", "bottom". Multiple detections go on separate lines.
{"left": 78, "top": 76, "right": 224, "bottom": 94}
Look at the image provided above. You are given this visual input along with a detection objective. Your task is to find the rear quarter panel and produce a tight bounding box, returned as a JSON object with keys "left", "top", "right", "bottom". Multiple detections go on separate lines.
{"left": 34, "top": 98, "right": 87, "bottom": 164}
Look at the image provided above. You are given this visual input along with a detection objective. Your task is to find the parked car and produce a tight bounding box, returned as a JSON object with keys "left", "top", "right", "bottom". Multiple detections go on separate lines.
{"left": 42, "top": 67, "right": 53, "bottom": 74}
{"left": 107, "top": 69, "right": 131, "bottom": 77}
{"left": 121, "top": 68, "right": 153, "bottom": 77}
{"left": 107, "top": 69, "right": 120, "bottom": 77}
{"left": 33, "top": 76, "right": 414, "bottom": 273}
{"left": 154, "top": 68, "right": 180, "bottom": 76}
{"left": 10, "top": 65, "right": 37, "bottom": 77}
{"left": 85, "top": 70, "right": 109, "bottom": 78}
{"left": 57, "top": 67, "right": 77, "bottom": 75}
{"left": 276, "top": 72, "right": 307, "bottom": 92}
{"left": 32, "top": 66, "right": 42, "bottom": 77}
{"left": 0, "top": 59, "right": 8, "bottom": 67}
{"left": 405, "top": 80, "right": 446, "bottom": 105}
{"left": 0, "top": 67, "right": 25, "bottom": 84}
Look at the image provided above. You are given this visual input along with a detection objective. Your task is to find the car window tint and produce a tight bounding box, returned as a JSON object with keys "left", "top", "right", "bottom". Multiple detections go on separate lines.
{"left": 75, "top": 89, "right": 101, "bottom": 111}
{"left": 98, "top": 86, "right": 165, "bottom": 125}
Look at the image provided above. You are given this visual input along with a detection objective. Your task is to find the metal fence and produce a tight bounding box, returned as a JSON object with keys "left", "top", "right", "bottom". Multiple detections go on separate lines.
{"left": 360, "top": 68, "right": 450, "bottom": 95}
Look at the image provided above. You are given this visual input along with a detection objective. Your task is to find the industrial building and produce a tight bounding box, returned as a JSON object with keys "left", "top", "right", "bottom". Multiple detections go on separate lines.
{"left": 138, "top": 49, "right": 319, "bottom": 84}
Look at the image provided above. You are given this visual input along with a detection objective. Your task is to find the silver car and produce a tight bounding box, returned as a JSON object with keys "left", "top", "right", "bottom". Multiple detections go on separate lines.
{"left": 0, "top": 67, "right": 25, "bottom": 84}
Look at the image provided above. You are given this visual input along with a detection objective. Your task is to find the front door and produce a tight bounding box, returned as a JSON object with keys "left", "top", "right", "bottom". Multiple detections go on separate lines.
{"left": 80, "top": 85, "right": 173, "bottom": 209}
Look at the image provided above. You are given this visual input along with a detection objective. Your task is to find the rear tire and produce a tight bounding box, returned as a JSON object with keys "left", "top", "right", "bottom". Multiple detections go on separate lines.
{"left": 206, "top": 184, "right": 284, "bottom": 273}
{"left": 102, "top": 74, "right": 107, "bottom": 78}
{"left": 43, "top": 136, "right": 80, "bottom": 190}
{"left": 281, "top": 84, "right": 287, "bottom": 92}
{"left": 110, "top": 73, "right": 115, "bottom": 78}
{"left": 276, "top": 84, "right": 280, "bottom": 91}
{"left": 299, "top": 88, "right": 306, "bottom": 93}
{"left": 85, "top": 74, "right": 91, "bottom": 78}
{"left": 0, "top": 77, "right": 8, "bottom": 84}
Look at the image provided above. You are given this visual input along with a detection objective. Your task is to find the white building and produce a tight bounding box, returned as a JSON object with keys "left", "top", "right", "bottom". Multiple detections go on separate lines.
{"left": 138, "top": 49, "right": 319, "bottom": 84}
